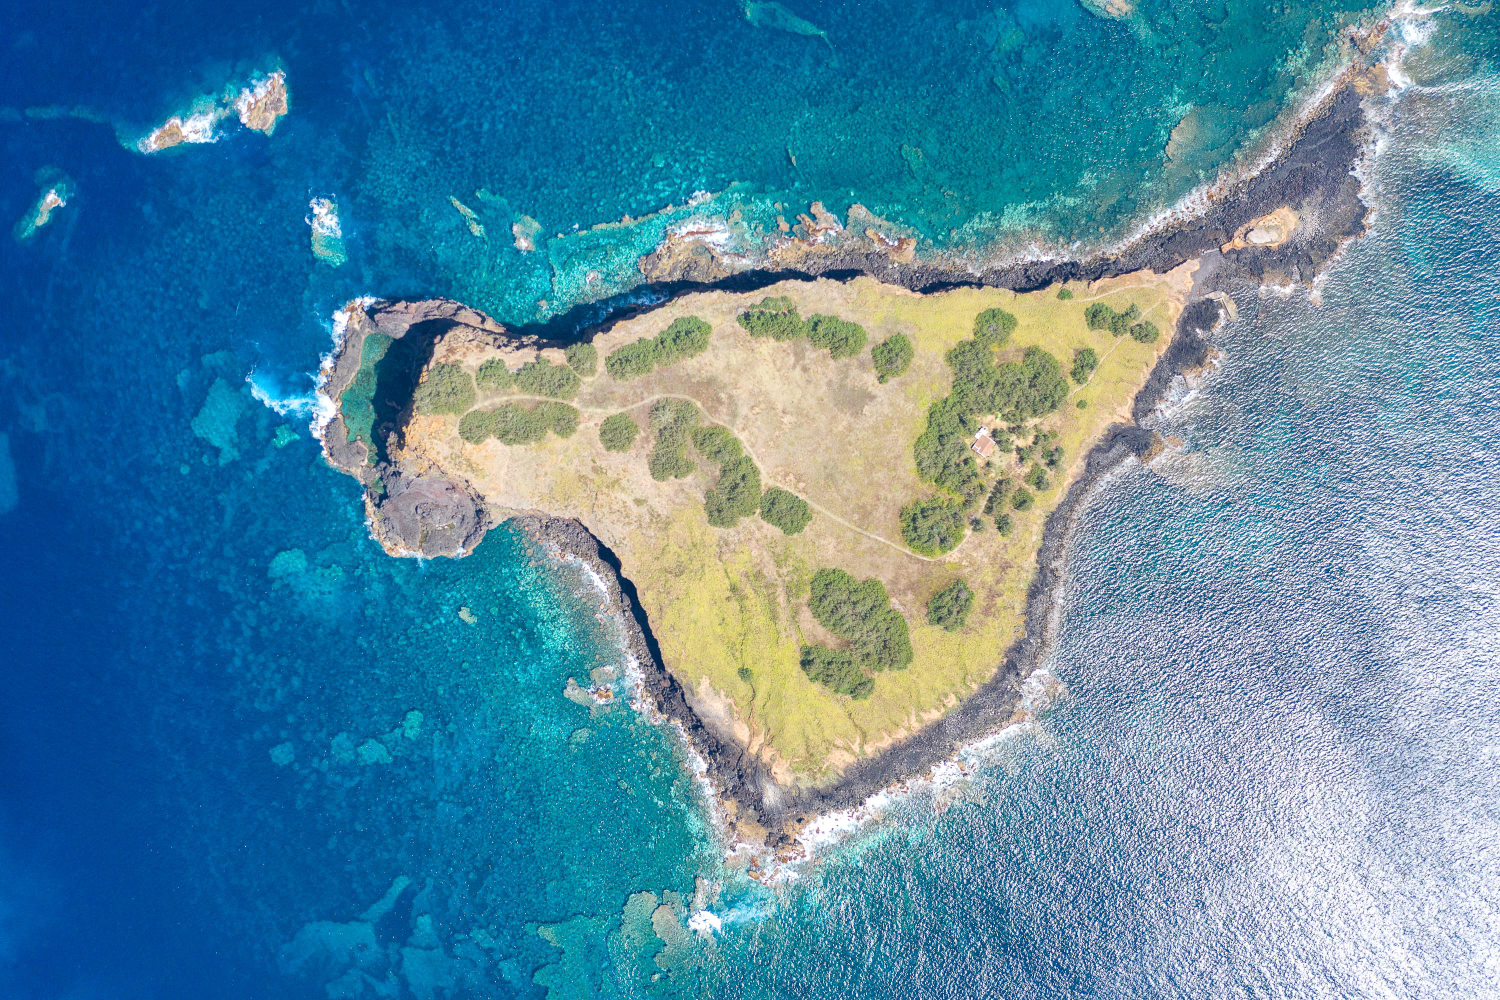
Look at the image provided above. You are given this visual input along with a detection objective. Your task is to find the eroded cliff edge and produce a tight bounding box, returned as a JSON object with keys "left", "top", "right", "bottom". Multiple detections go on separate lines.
{"left": 316, "top": 69, "right": 1377, "bottom": 847}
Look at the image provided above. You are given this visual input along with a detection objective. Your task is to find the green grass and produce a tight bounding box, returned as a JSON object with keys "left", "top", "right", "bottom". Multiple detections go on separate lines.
{"left": 342, "top": 332, "right": 394, "bottom": 457}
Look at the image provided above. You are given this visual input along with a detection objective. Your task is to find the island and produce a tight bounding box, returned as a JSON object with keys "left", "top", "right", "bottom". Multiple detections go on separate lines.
{"left": 315, "top": 54, "right": 1382, "bottom": 845}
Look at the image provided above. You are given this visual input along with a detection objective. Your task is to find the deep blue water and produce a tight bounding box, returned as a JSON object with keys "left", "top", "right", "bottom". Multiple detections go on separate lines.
{"left": 3, "top": 1, "right": 1500, "bottom": 998}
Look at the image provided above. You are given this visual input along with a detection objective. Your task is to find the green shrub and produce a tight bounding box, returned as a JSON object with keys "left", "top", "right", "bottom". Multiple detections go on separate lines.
{"left": 970, "top": 517, "right": 985, "bottom": 532}
{"left": 973, "top": 307, "right": 1018, "bottom": 347}
{"left": 908, "top": 323, "right": 1069, "bottom": 510}
{"left": 913, "top": 396, "right": 983, "bottom": 506}
{"left": 871, "top": 333, "right": 914, "bottom": 383}
{"left": 1113, "top": 306, "right": 1142, "bottom": 336}
{"left": 605, "top": 316, "right": 713, "bottom": 379}
{"left": 540, "top": 401, "right": 580, "bottom": 438}
{"left": 658, "top": 315, "right": 713, "bottom": 358}
{"left": 806, "top": 315, "right": 868, "bottom": 359}
{"left": 704, "top": 456, "right": 762, "bottom": 527}
{"left": 476, "top": 358, "right": 513, "bottom": 393}
{"left": 926, "top": 579, "right": 974, "bottom": 632}
{"left": 1057, "top": 287, "right": 1074, "bottom": 300}
{"left": 1044, "top": 445, "right": 1064, "bottom": 468}
{"left": 513, "top": 358, "right": 581, "bottom": 400}
{"left": 807, "top": 568, "right": 913, "bottom": 671}
{"left": 650, "top": 398, "right": 699, "bottom": 432}
{"left": 1010, "top": 486, "right": 1034, "bottom": 511}
{"left": 994, "top": 513, "right": 1014, "bottom": 535}
{"left": 565, "top": 342, "right": 598, "bottom": 377}
{"left": 759, "top": 487, "right": 812, "bottom": 535}
{"left": 458, "top": 402, "right": 578, "bottom": 446}
{"left": 413, "top": 363, "right": 476, "bottom": 416}
{"left": 647, "top": 398, "right": 699, "bottom": 481}
{"left": 738, "top": 297, "right": 806, "bottom": 341}
{"left": 1071, "top": 347, "right": 1099, "bottom": 385}
{"left": 604, "top": 339, "right": 658, "bottom": 380}
{"left": 691, "top": 426, "right": 743, "bottom": 465}
{"left": 1077, "top": 399, "right": 1088, "bottom": 409}
{"left": 1085, "top": 302, "right": 1142, "bottom": 337}
{"left": 1025, "top": 465, "right": 1051, "bottom": 491}
{"left": 458, "top": 409, "right": 494, "bottom": 445}
{"left": 599, "top": 412, "right": 639, "bottom": 452}
{"left": 799, "top": 645, "right": 874, "bottom": 699}
{"left": 689, "top": 424, "right": 761, "bottom": 527}
{"left": 1129, "top": 321, "right": 1161, "bottom": 344}
{"left": 900, "top": 496, "right": 968, "bottom": 556}
{"left": 648, "top": 444, "right": 696, "bottom": 481}
{"left": 982, "top": 477, "right": 1011, "bottom": 516}
{"left": 737, "top": 666, "right": 754, "bottom": 684}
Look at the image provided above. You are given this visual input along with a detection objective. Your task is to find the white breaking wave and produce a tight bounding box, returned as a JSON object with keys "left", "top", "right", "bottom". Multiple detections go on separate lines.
{"left": 246, "top": 371, "right": 325, "bottom": 420}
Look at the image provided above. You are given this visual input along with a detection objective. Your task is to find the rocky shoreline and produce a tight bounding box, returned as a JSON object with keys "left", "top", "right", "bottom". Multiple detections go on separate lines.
{"left": 316, "top": 68, "right": 1377, "bottom": 846}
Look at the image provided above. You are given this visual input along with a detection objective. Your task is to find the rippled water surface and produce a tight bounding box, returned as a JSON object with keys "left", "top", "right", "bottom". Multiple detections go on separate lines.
{"left": 2, "top": 1, "right": 1499, "bottom": 998}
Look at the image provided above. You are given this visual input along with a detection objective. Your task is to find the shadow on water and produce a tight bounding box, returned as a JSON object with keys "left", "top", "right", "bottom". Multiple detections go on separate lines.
{"left": 368, "top": 318, "right": 448, "bottom": 463}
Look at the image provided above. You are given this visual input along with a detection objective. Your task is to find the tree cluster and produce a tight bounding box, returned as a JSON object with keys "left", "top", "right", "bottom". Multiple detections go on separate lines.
{"left": 737, "top": 297, "right": 805, "bottom": 341}
{"left": 704, "top": 456, "right": 762, "bottom": 527}
{"left": 598, "top": 412, "right": 639, "bottom": 452}
{"left": 759, "top": 487, "right": 812, "bottom": 535}
{"left": 458, "top": 401, "right": 579, "bottom": 445}
{"left": 926, "top": 579, "right": 974, "bottom": 632}
{"left": 688, "top": 425, "right": 761, "bottom": 527}
{"left": 413, "top": 363, "right": 476, "bottom": 416}
{"left": 513, "top": 358, "right": 581, "bottom": 400}
{"left": 806, "top": 315, "right": 868, "bottom": 359}
{"left": 647, "top": 398, "right": 699, "bottom": 480}
{"left": 476, "top": 358, "right": 513, "bottom": 393}
{"left": 871, "top": 333, "right": 914, "bottom": 383}
{"left": 605, "top": 316, "right": 713, "bottom": 380}
{"left": 799, "top": 645, "right": 874, "bottom": 700}
{"left": 1085, "top": 301, "right": 1157, "bottom": 342}
{"left": 1071, "top": 347, "right": 1099, "bottom": 385}
{"left": 806, "top": 568, "right": 913, "bottom": 673}
{"left": 973, "top": 307, "right": 1017, "bottom": 347}
{"left": 565, "top": 342, "right": 598, "bottom": 377}
{"left": 905, "top": 311, "right": 1071, "bottom": 553}
{"left": 900, "top": 496, "right": 968, "bottom": 556}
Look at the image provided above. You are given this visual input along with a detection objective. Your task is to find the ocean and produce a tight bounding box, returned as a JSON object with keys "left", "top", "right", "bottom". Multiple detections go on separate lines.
{"left": 2, "top": 1, "right": 1498, "bottom": 997}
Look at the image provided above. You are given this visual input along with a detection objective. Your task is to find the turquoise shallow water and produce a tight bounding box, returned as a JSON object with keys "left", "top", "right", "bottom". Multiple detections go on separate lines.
{"left": 3, "top": 2, "right": 1500, "bottom": 998}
